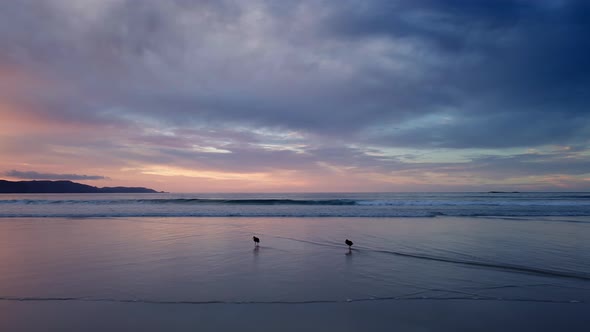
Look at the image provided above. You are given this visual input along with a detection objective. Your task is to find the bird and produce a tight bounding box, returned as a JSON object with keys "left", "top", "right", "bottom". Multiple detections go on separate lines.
{"left": 253, "top": 236, "right": 260, "bottom": 247}
{"left": 345, "top": 239, "right": 353, "bottom": 250}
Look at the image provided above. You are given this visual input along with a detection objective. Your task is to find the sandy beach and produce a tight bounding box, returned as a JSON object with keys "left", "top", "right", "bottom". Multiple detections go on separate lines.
{"left": 1, "top": 212, "right": 588, "bottom": 331}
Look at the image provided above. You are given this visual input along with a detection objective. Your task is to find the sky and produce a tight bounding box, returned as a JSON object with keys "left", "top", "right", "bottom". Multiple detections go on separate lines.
{"left": 1, "top": 0, "right": 589, "bottom": 192}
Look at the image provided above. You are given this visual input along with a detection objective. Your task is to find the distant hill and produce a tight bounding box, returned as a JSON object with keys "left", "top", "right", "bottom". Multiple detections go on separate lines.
{"left": 0, "top": 180, "right": 160, "bottom": 193}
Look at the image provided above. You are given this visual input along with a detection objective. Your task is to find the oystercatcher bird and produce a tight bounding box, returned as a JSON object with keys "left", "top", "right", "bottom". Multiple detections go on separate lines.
{"left": 345, "top": 239, "right": 353, "bottom": 250}
{"left": 253, "top": 236, "right": 260, "bottom": 247}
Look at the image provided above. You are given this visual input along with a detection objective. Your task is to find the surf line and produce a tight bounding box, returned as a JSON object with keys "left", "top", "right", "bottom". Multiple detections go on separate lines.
{"left": 0, "top": 296, "right": 583, "bottom": 305}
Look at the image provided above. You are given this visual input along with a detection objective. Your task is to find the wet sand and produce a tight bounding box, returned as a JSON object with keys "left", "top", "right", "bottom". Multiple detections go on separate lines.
{"left": 1, "top": 299, "right": 588, "bottom": 331}
{"left": 1, "top": 216, "right": 588, "bottom": 331}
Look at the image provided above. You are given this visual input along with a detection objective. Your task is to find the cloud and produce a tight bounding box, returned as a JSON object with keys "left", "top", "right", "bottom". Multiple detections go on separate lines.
{"left": 1, "top": 1, "right": 586, "bottom": 147}
{"left": 5, "top": 170, "right": 108, "bottom": 181}
{"left": 0, "top": 0, "right": 589, "bottom": 191}
{"left": 372, "top": 112, "right": 590, "bottom": 148}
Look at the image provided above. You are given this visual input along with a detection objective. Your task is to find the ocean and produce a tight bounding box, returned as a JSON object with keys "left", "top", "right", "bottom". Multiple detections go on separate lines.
{"left": 1, "top": 192, "right": 589, "bottom": 331}
{"left": 1, "top": 191, "right": 590, "bottom": 218}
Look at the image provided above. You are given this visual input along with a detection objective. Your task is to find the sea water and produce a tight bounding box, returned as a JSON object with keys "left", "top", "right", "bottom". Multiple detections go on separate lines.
{"left": 0, "top": 192, "right": 589, "bottom": 330}
{"left": 1, "top": 192, "right": 590, "bottom": 218}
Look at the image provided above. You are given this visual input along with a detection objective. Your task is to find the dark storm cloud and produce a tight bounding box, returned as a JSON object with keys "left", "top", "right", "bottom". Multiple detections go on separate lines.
{"left": 325, "top": 0, "right": 590, "bottom": 82}
{"left": 323, "top": 0, "right": 590, "bottom": 147}
{"left": 5, "top": 170, "right": 108, "bottom": 181}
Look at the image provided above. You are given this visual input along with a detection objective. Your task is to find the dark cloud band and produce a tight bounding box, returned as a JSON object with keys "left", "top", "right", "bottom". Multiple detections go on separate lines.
{"left": 5, "top": 170, "right": 108, "bottom": 181}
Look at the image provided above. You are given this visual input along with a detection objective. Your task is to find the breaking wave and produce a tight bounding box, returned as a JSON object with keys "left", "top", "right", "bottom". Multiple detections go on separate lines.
{"left": 0, "top": 198, "right": 588, "bottom": 207}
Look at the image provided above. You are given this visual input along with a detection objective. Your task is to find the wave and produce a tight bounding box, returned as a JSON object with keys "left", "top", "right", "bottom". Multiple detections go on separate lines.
{"left": 355, "top": 200, "right": 590, "bottom": 207}
{"left": 551, "top": 195, "right": 590, "bottom": 199}
{"left": 0, "top": 198, "right": 358, "bottom": 206}
{"left": 0, "top": 198, "right": 588, "bottom": 207}
{"left": 1, "top": 194, "right": 590, "bottom": 218}
{"left": 2, "top": 211, "right": 590, "bottom": 218}
{"left": 0, "top": 211, "right": 441, "bottom": 218}
{"left": 0, "top": 295, "right": 582, "bottom": 305}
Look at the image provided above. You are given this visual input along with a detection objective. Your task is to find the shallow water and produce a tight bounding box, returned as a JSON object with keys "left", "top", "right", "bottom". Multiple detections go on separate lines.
{"left": 1, "top": 216, "right": 588, "bottom": 306}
